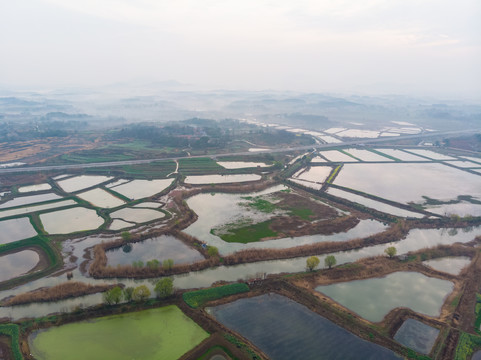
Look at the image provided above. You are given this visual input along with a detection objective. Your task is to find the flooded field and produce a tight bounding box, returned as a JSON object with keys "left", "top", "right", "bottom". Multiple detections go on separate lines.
{"left": 337, "top": 129, "right": 380, "bottom": 138}
{"left": 109, "top": 179, "right": 173, "bottom": 200}
{"left": 56, "top": 175, "right": 113, "bottom": 193}
{"left": 184, "top": 186, "right": 386, "bottom": 254}
{"left": 217, "top": 161, "right": 270, "bottom": 169}
{"left": 405, "top": 149, "right": 456, "bottom": 161}
{"left": 373, "top": 149, "right": 425, "bottom": 161}
{"left": 0, "top": 217, "right": 37, "bottom": 244}
{"left": 17, "top": 183, "right": 52, "bottom": 193}
{"left": 316, "top": 272, "right": 453, "bottom": 322}
{"left": 110, "top": 208, "right": 165, "bottom": 223}
{"left": 109, "top": 219, "right": 135, "bottom": 230}
{"left": 184, "top": 174, "right": 261, "bottom": 184}
{"left": 333, "top": 163, "right": 481, "bottom": 205}
{"left": 29, "top": 306, "right": 209, "bottom": 360}
{"left": 423, "top": 256, "right": 471, "bottom": 275}
{"left": 0, "top": 193, "right": 62, "bottom": 209}
{"left": 426, "top": 202, "right": 481, "bottom": 217}
{"left": 106, "top": 235, "right": 204, "bottom": 266}
{"left": 293, "top": 166, "right": 332, "bottom": 183}
{"left": 319, "top": 150, "right": 358, "bottom": 162}
{"left": 76, "top": 188, "right": 125, "bottom": 208}
{"left": 0, "top": 200, "right": 77, "bottom": 219}
{"left": 393, "top": 319, "right": 439, "bottom": 355}
{"left": 208, "top": 293, "right": 401, "bottom": 360}
{"left": 133, "top": 202, "right": 162, "bottom": 208}
{"left": 40, "top": 207, "right": 104, "bottom": 234}
{"left": 343, "top": 149, "right": 393, "bottom": 162}
{"left": 326, "top": 188, "right": 425, "bottom": 218}
{"left": 0, "top": 250, "right": 39, "bottom": 282}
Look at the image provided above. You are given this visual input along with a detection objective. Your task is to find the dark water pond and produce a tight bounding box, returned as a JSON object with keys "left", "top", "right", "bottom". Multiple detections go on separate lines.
{"left": 394, "top": 319, "right": 439, "bottom": 355}
{"left": 208, "top": 293, "right": 401, "bottom": 360}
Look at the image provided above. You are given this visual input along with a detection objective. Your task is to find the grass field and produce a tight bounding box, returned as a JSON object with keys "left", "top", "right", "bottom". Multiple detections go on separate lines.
{"left": 29, "top": 306, "right": 209, "bottom": 360}
{"left": 178, "top": 158, "right": 224, "bottom": 175}
{"left": 216, "top": 220, "right": 278, "bottom": 243}
{"left": 183, "top": 283, "right": 250, "bottom": 308}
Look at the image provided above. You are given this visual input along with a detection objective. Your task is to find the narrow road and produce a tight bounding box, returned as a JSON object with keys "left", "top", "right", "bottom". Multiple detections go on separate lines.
{"left": 0, "top": 128, "right": 478, "bottom": 174}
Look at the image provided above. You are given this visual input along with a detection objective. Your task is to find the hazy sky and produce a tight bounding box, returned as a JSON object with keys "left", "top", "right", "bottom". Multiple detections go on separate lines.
{"left": 1, "top": 0, "right": 480, "bottom": 98}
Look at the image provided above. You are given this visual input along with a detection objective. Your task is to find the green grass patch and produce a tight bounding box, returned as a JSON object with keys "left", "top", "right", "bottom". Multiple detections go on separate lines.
{"left": 326, "top": 165, "right": 342, "bottom": 184}
{"left": 454, "top": 332, "right": 481, "bottom": 360}
{"left": 29, "top": 306, "right": 208, "bottom": 360}
{"left": 178, "top": 157, "right": 224, "bottom": 175}
{"left": 216, "top": 220, "right": 277, "bottom": 243}
{"left": 246, "top": 197, "right": 276, "bottom": 213}
{"left": 289, "top": 207, "right": 314, "bottom": 220}
{"left": 475, "top": 293, "right": 481, "bottom": 334}
{"left": 183, "top": 283, "right": 250, "bottom": 309}
{"left": 0, "top": 324, "right": 23, "bottom": 360}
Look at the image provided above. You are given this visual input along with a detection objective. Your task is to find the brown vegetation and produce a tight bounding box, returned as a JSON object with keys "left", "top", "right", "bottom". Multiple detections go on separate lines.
{"left": 1, "top": 282, "right": 118, "bottom": 307}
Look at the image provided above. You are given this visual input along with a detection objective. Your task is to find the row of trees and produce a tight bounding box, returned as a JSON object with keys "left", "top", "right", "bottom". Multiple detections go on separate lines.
{"left": 306, "top": 255, "right": 336, "bottom": 271}
{"left": 132, "top": 259, "right": 174, "bottom": 270}
{"left": 103, "top": 278, "right": 174, "bottom": 305}
{"left": 306, "top": 246, "right": 397, "bottom": 271}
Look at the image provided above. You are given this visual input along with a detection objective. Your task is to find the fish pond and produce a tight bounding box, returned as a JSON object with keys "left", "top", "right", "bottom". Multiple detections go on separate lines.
{"left": 184, "top": 174, "right": 261, "bottom": 184}
{"left": 326, "top": 187, "right": 425, "bottom": 218}
{"left": 423, "top": 256, "right": 471, "bottom": 275}
{"left": 316, "top": 272, "right": 453, "bottom": 322}
{"left": 0, "top": 200, "right": 77, "bottom": 219}
{"left": 333, "top": 163, "right": 481, "bottom": 205}
{"left": 17, "top": 183, "right": 52, "bottom": 193}
{"left": 109, "top": 179, "right": 174, "bottom": 200}
{"left": 0, "top": 217, "right": 37, "bottom": 244}
{"left": 0, "top": 193, "right": 62, "bottom": 209}
{"left": 0, "top": 250, "right": 39, "bottom": 283}
{"left": 208, "top": 293, "right": 401, "bottom": 360}
{"left": 76, "top": 188, "right": 125, "bottom": 208}
{"left": 56, "top": 175, "right": 113, "bottom": 193}
{"left": 28, "top": 306, "right": 209, "bottom": 360}
{"left": 393, "top": 318, "right": 439, "bottom": 355}
{"left": 110, "top": 208, "right": 165, "bottom": 223}
{"left": 40, "top": 207, "right": 104, "bottom": 234}
{"left": 106, "top": 235, "right": 204, "bottom": 266}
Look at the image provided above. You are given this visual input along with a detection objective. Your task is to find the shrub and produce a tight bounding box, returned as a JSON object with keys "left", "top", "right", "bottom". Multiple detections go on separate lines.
{"left": 132, "top": 285, "right": 151, "bottom": 302}
{"left": 154, "top": 278, "right": 174, "bottom": 299}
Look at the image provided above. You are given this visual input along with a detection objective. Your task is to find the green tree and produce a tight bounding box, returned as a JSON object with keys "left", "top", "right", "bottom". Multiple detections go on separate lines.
{"left": 132, "top": 260, "right": 144, "bottom": 268}
{"left": 207, "top": 245, "right": 219, "bottom": 257}
{"left": 121, "top": 231, "right": 131, "bottom": 242}
{"left": 385, "top": 246, "right": 397, "bottom": 258}
{"left": 162, "top": 259, "right": 174, "bottom": 270}
{"left": 103, "top": 286, "right": 122, "bottom": 305}
{"left": 132, "top": 285, "right": 151, "bottom": 302}
{"left": 306, "top": 256, "right": 320, "bottom": 271}
{"left": 324, "top": 255, "right": 336, "bottom": 269}
{"left": 154, "top": 278, "right": 174, "bottom": 299}
{"left": 146, "top": 259, "right": 160, "bottom": 269}
{"left": 123, "top": 287, "right": 134, "bottom": 302}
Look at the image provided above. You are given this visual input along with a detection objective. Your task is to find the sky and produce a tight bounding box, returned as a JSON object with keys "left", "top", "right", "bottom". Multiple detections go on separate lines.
{"left": 1, "top": 0, "right": 480, "bottom": 98}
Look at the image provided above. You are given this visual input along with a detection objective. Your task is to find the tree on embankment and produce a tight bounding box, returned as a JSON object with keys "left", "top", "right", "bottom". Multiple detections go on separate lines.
{"left": 306, "top": 256, "right": 320, "bottom": 271}
{"left": 324, "top": 255, "right": 336, "bottom": 269}
{"left": 385, "top": 246, "right": 397, "bottom": 258}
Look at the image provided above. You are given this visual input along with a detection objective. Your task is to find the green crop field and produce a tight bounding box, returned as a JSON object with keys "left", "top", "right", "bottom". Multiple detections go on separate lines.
{"left": 29, "top": 306, "right": 209, "bottom": 360}
{"left": 183, "top": 283, "right": 250, "bottom": 308}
